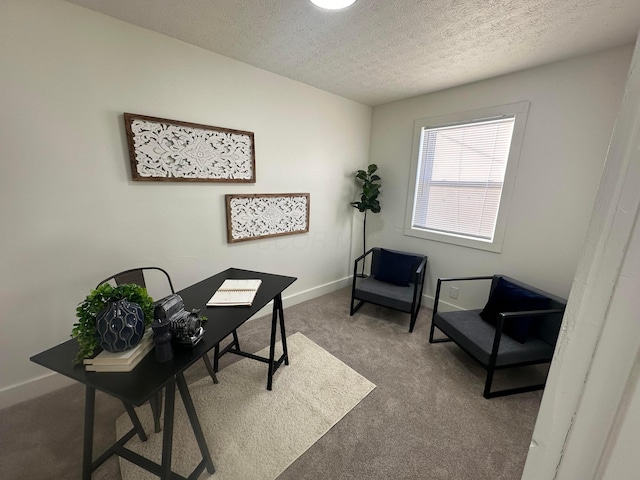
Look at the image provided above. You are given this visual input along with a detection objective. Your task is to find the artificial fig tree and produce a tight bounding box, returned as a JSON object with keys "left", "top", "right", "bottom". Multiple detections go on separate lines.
{"left": 351, "top": 163, "right": 381, "bottom": 265}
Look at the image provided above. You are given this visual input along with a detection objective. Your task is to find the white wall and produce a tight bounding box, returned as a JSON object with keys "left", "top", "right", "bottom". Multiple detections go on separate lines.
{"left": 368, "top": 46, "right": 632, "bottom": 306}
{"left": 0, "top": 0, "right": 372, "bottom": 408}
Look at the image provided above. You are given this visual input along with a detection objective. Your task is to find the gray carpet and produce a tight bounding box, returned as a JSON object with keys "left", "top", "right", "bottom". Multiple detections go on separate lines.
{"left": 0, "top": 287, "right": 544, "bottom": 479}
{"left": 116, "top": 333, "right": 375, "bottom": 480}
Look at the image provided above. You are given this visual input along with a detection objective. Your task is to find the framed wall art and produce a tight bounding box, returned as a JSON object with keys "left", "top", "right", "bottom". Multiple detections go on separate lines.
{"left": 124, "top": 113, "right": 256, "bottom": 182}
{"left": 225, "top": 193, "right": 310, "bottom": 243}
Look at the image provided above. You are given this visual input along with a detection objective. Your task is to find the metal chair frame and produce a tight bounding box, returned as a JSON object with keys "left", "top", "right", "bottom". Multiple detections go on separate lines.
{"left": 429, "top": 275, "right": 566, "bottom": 398}
{"left": 350, "top": 248, "right": 427, "bottom": 333}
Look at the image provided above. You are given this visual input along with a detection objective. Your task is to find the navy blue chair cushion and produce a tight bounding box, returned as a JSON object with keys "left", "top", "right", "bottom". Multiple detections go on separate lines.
{"left": 480, "top": 277, "right": 551, "bottom": 343}
{"left": 374, "top": 249, "right": 418, "bottom": 287}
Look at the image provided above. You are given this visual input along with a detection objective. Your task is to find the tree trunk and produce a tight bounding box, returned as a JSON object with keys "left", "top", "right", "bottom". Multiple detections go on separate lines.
{"left": 359, "top": 210, "right": 367, "bottom": 277}
{"left": 363, "top": 210, "right": 367, "bottom": 257}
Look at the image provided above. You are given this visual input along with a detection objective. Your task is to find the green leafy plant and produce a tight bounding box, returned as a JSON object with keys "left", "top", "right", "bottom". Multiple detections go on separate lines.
{"left": 72, "top": 283, "right": 154, "bottom": 364}
{"left": 351, "top": 163, "right": 382, "bottom": 259}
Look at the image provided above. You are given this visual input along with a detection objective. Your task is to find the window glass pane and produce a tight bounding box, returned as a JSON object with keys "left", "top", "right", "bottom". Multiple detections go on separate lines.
{"left": 405, "top": 102, "right": 528, "bottom": 252}
{"left": 412, "top": 117, "right": 515, "bottom": 241}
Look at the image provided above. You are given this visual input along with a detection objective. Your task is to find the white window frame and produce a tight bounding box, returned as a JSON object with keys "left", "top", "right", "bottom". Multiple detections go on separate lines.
{"left": 404, "top": 101, "right": 529, "bottom": 253}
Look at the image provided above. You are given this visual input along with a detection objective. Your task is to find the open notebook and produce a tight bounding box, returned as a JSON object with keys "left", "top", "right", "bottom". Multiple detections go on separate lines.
{"left": 206, "top": 279, "right": 262, "bottom": 307}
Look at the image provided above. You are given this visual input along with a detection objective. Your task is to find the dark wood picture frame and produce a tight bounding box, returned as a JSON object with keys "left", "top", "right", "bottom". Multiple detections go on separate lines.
{"left": 123, "top": 113, "right": 256, "bottom": 183}
{"left": 225, "top": 193, "right": 310, "bottom": 243}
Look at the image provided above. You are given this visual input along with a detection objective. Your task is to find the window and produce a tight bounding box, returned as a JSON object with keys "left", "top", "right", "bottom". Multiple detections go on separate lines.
{"left": 405, "top": 102, "right": 529, "bottom": 252}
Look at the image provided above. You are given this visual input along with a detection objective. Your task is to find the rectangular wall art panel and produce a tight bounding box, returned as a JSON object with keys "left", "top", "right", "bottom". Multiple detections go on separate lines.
{"left": 124, "top": 113, "right": 256, "bottom": 182}
{"left": 226, "top": 193, "right": 310, "bottom": 243}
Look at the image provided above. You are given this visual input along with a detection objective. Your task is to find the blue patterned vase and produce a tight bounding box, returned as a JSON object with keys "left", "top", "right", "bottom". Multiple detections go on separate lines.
{"left": 95, "top": 299, "right": 145, "bottom": 353}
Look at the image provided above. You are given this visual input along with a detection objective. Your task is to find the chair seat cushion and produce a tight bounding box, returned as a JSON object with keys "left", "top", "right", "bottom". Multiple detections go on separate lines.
{"left": 354, "top": 277, "right": 415, "bottom": 312}
{"left": 434, "top": 309, "right": 555, "bottom": 367}
{"left": 373, "top": 249, "right": 420, "bottom": 287}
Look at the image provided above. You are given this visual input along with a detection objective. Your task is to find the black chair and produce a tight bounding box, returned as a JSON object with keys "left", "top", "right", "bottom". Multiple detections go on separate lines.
{"left": 350, "top": 247, "right": 427, "bottom": 332}
{"left": 96, "top": 267, "right": 226, "bottom": 432}
{"left": 429, "top": 274, "right": 567, "bottom": 398}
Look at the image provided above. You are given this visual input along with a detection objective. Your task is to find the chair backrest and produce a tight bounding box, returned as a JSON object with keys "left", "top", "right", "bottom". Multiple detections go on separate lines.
{"left": 491, "top": 274, "right": 567, "bottom": 346}
{"left": 370, "top": 247, "right": 426, "bottom": 282}
{"left": 96, "top": 267, "right": 175, "bottom": 301}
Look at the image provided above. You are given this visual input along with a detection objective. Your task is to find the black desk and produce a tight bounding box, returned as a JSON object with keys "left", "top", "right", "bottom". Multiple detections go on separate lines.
{"left": 30, "top": 268, "right": 296, "bottom": 480}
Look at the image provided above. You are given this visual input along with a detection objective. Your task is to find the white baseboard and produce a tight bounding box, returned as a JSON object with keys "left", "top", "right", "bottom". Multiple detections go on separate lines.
{"left": 0, "top": 276, "right": 353, "bottom": 411}
{"left": 250, "top": 275, "right": 352, "bottom": 319}
{"left": 424, "top": 295, "right": 465, "bottom": 312}
{"left": 0, "top": 372, "right": 76, "bottom": 411}
{"left": 285, "top": 276, "right": 353, "bottom": 305}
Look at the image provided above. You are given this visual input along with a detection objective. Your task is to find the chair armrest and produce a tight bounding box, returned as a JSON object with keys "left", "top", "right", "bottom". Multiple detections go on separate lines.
{"left": 413, "top": 257, "right": 427, "bottom": 284}
{"left": 487, "top": 308, "right": 566, "bottom": 367}
{"left": 438, "top": 275, "right": 494, "bottom": 283}
{"left": 353, "top": 248, "right": 374, "bottom": 266}
{"left": 432, "top": 276, "right": 493, "bottom": 318}
{"left": 352, "top": 248, "right": 374, "bottom": 280}
{"left": 498, "top": 308, "right": 566, "bottom": 320}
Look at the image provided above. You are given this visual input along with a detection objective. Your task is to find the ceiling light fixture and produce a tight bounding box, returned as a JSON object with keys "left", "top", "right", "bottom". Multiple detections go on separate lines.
{"left": 309, "top": 0, "right": 357, "bottom": 10}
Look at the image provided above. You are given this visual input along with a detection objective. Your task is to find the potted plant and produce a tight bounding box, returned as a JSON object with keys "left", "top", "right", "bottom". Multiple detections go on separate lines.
{"left": 351, "top": 163, "right": 382, "bottom": 268}
{"left": 72, "top": 283, "right": 154, "bottom": 364}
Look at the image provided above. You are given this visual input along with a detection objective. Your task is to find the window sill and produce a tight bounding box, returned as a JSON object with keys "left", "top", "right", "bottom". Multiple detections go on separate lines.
{"left": 403, "top": 226, "right": 503, "bottom": 253}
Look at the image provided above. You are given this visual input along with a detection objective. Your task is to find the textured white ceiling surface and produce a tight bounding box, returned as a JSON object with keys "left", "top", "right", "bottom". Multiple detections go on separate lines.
{"left": 65, "top": 0, "right": 640, "bottom": 106}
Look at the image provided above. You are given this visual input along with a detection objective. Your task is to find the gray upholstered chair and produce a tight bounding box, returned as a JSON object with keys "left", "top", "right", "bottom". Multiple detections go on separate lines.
{"left": 429, "top": 274, "right": 566, "bottom": 398}
{"left": 350, "top": 247, "right": 427, "bottom": 332}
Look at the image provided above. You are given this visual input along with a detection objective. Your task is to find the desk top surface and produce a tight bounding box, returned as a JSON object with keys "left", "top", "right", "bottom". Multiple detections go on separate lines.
{"left": 30, "top": 268, "right": 296, "bottom": 406}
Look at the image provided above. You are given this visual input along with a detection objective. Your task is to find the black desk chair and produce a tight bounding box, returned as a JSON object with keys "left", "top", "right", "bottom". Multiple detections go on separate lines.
{"left": 350, "top": 248, "right": 427, "bottom": 332}
{"left": 97, "top": 267, "right": 232, "bottom": 432}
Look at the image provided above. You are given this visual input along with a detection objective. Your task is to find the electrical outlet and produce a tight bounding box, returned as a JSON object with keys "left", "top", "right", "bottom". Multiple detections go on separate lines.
{"left": 449, "top": 286, "right": 459, "bottom": 299}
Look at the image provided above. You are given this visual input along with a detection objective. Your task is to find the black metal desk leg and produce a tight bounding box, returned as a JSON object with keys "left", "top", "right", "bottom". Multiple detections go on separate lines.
{"left": 176, "top": 372, "right": 216, "bottom": 474}
{"left": 149, "top": 391, "right": 163, "bottom": 433}
{"left": 213, "top": 343, "right": 220, "bottom": 372}
{"left": 122, "top": 401, "right": 148, "bottom": 441}
{"left": 232, "top": 330, "right": 241, "bottom": 350}
{"left": 161, "top": 377, "right": 176, "bottom": 480}
{"left": 276, "top": 294, "right": 289, "bottom": 366}
{"left": 201, "top": 354, "right": 219, "bottom": 384}
{"left": 82, "top": 386, "right": 96, "bottom": 480}
{"left": 267, "top": 297, "right": 279, "bottom": 391}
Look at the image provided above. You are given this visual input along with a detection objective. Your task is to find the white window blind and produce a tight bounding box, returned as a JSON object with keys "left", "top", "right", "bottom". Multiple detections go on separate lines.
{"left": 412, "top": 117, "right": 516, "bottom": 242}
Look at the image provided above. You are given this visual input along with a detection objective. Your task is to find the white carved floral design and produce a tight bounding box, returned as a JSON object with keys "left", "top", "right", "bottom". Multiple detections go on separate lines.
{"left": 229, "top": 195, "right": 309, "bottom": 242}
{"left": 130, "top": 119, "right": 254, "bottom": 180}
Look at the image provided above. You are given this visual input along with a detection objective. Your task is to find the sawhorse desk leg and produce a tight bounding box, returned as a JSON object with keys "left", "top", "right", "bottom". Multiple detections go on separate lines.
{"left": 81, "top": 375, "right": 214, "bottom": 480}
{"left": 82, "top": 386, "right": 95, "bottom": 480}
{"left": 160, "top": 374, "right": 215, "bottom": 479}
{"left": 208, "top": 292, "right": 291, "bottom": 392}
{"left": 267, "top": 293, "right": 289, "bottom": 391}
{"left": 177, "top": 372, "right": 215, "bottom": 476}
{"left": 81, "top": 386, "right": 147, "bottom": 479}
{"left": 160, "top": 377, "right": 175, "bottom": 480}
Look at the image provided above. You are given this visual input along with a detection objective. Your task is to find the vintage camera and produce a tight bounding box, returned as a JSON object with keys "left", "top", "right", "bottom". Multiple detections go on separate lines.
{"left": 169, "top": 309, "right": 204, "bottom": 346}
{"left": 153, "top": 294, "right": 204, "bottom": 347}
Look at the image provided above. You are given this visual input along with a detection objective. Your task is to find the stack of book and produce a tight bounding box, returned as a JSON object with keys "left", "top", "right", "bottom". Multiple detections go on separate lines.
{"left": 84, "top": 329, "right": 154, "bottom": 372}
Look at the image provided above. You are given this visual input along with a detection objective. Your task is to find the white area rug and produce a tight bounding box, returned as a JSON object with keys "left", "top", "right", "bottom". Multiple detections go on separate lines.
{"left": 116, "top": 332, "right": 376, "bottom": 480}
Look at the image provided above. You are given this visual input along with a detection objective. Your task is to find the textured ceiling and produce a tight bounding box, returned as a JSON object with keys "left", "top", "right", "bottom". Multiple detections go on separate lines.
{"left": 65, "top": 0, "right": 640, "bottom": 106}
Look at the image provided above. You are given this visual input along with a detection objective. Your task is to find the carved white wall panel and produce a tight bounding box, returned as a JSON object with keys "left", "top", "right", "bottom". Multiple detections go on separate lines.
{"left": 124, "top": 113, "right": 255, "bottom": 182}
{"left": 226, "top": 194, "right": 310, "bottom": 243}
